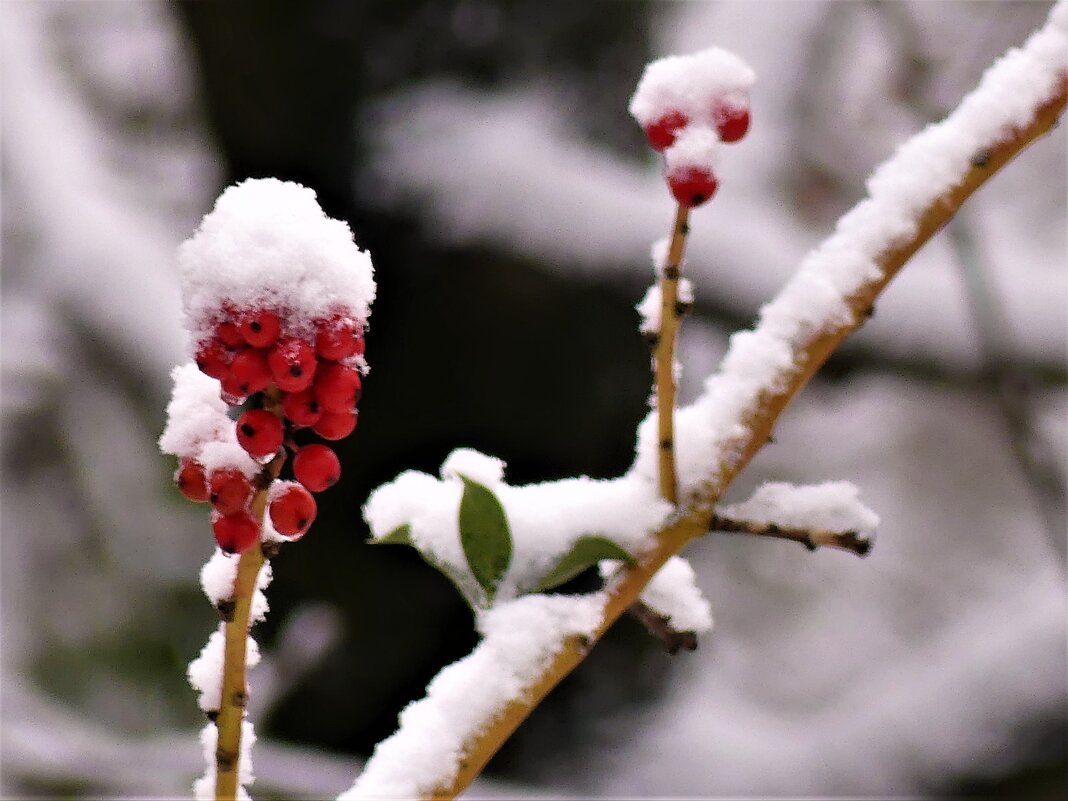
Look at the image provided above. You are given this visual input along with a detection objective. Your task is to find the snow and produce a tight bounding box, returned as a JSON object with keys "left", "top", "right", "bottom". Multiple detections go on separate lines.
{"left": 718, "top": 481, "right": 879, "bottom": 538}
{"left": 200, "top": 549, "right": 239, "bottom": 606}
{"left": 637, "top": 556, "right": 713, "bottom": 634}
{"left": 177, "top": 177, "right": 376, "bottom": 349}
{"left": 158, "top": 363, "right": 260, "bottom": 476}
{"left": 628, "top": 47, "right": 756, "bottom": 127}
{"left": 186, "top": 625, "right": 262, "bottom": 714}
{"left": 364, "top": 450, "right": 672, "bottom": 606}
{"left": 664, "top": 127, "right": 722, "bottom": 175}
{"left": 341, "top": 593, "right": 605, "bottom": 799}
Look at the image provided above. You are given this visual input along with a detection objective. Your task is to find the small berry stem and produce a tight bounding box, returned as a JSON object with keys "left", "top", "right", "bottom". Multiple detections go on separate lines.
{"left": 215, "top": 390, "right": 283, "bottom": 801}
{"left": 655, "top": 203, "right": 691, "bottom": 505}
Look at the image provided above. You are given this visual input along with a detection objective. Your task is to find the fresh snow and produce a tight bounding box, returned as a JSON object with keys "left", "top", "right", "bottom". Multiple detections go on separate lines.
{"left": 717, "top": 481, "right": 879, "bottom": 538}
{"left": 637, "top": 556, "right": 713, "bottom": 634}
{"left": 177, "top": 178, "right": 375, "bottom": 349}
{"left": 363, "top": 450, "right": 672, "bottom": 606}
{"left": 628, "top": 47, "right": 756, "bottom": 127}
{"left": 340, "top": 593, "right": 604, "bottom": 799}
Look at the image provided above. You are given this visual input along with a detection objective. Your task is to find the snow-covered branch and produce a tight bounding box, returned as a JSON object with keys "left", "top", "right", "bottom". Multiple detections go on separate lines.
{"left": 345, "top": 5, "right": 1068, "bottom": 798}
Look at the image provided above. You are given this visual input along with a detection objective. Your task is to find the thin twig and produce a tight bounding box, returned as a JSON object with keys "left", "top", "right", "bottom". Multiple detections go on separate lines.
{"left": 215, "top": 390, "right": 284, "bottom": 801}
{"left": 628, "top": 600, "right": 698, "bottom": 654}
{"left": 425, "top": 72, "right": 1066, "bottom": 801}
{"left": 710, "top": 513, "right": 871, "bottom": 557}
{"left": 655, "top": 204, "right": 691, "bottom": 504}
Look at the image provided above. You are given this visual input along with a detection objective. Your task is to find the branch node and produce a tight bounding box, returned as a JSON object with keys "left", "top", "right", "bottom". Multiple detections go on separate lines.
{"left": 629, "top": 601, "right": 699, "bottom": 654}
{"left": 216, "top": 600, "right": 236, "bottom": 623}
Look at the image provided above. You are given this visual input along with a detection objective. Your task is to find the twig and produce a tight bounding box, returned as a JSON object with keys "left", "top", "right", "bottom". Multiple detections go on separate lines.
{"left": 425, "top": 68, "right": 1067, "bottom": 801}
{"left": 215, "top": 391, "right": 284, "bottom": 801}
{"left": 628, "top": 600, "right": 698, "bottom": 654}
{"left": 710, "top": 513, "right": 871, "bottom": 557}
{"left": 655, "top": 204, "right": 691, "bottom": 504}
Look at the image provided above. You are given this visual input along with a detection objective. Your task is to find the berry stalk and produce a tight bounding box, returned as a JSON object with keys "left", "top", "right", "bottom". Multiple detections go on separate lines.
{"left": 214, "top": 450, "right": 281, "bottom": 801}
{"left": 655, "top": 203, "right": 691, "bottom": 504}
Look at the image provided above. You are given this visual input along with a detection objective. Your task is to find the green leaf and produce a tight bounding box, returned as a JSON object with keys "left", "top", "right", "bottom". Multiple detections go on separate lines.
{"left": 375, "top": 523, "right": 412, "bottom": 545}
{"left": 535, "top": 536, "right": 634, "bottom": 592}
{"left": 457, "top": 475, "right": 512, "bottom": 603}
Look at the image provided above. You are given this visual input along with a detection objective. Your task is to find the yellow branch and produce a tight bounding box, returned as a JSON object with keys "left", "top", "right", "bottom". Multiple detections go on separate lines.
{"left": 428, "top": 75, "right": 1066, "bottom": 801}
{"left": 655, "top": 204, "right": 691, "bottom": 504}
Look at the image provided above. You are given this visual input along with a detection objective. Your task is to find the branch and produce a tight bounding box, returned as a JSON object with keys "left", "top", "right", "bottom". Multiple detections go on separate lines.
{"left": 655, "top": 204, "right": 691, "bottom": 504}
{"left": 425, "top": 43, "right": 1067, "bottom": 801}
{"left": 710, "top": 513, "right": 871, "bottom": 557}
{"left": 628, "top": 600, "right": 699, "bottom": 654}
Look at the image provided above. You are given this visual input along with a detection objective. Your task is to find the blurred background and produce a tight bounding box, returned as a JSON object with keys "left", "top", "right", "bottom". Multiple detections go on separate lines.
{"left": 1, "top": 1, "right": 1065, "bottom": 798}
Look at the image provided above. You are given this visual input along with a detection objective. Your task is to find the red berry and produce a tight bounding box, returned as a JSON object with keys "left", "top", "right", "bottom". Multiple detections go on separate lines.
{"left": 196, "top": 338, "right": 233, "bottom": 380}
{"left": 314, "top": 363, "right": 362, "bottom": 413}
{"left": 236, "top": 409, "right": 284, "bottom": 460}
{"left": 313, "top": 409, "right": 357, "bottom": 441}
{"left": 209, "top": 468, "right": 253, "bottom": 515}
{"left": 216, "top": 320, "right": 245, "bottom": 348}
{"left": 644, "top": 109, "right": 688, "bottom": 151}
{"left": 268, "top": 337, "right": 318, "bottom": 392}
{"left": 176, "top": 459, "right": 210, "bottom": 503}
{"left": 715, "top": 104, "right": 749, "bottom": 143}
{"left": 239, "top": 308, "right": 282, "bottom": 348}
{"left": 281, "top": 388, "right": 323, "bottom": 428}
{"left": 218, "top": 374, "right": 248, "bottom": 407}
{"left": 229, "top": 347, "right": 273, "bottom": 395}
{"left": 269, "top": 482, "right": 317, "bottom": 538}
{"left": 667, "top": 167, "right": 718, "bottom": 207}
{"left": 292, "top": 444, "right": 341, "bottom": 492}
{"left": 315, "top": 316, "right": 363, "bottom": 361}
{"left": 213, "top": 510, "right": 260, "bottom": 554}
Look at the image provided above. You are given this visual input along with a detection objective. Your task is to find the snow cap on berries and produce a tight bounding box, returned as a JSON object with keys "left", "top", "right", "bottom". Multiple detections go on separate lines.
{"left": 629, "top": 47, "right": 755, "bottom": 130}
{"left": 177, "top": 178, "right": 376, "bottom": 350}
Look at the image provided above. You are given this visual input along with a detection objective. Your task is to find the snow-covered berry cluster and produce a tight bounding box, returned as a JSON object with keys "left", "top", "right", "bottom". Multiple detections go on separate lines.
{"left": 629, "top": 47, "right": 756, "bottom": 207}
{"left": 160, "top": 178, "right": 375, "bottom": 555}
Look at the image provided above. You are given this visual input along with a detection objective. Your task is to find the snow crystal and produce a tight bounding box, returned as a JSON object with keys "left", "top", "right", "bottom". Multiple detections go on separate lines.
{"left": 638, "top": 556, "right": 713, "bottom": 634}
{"left": 200, "top": 548, "right": 239, "bottom": 605}
{"left": 664, "top": 126, "right": 722, "bottom": 175}
{"left": 341, "top": 593, "right": 604, "bottom": 800}
{"left": 717, "top": 481, "right": 879, "bottom": 538}
{"left": 177, "top": 178, "right": 375, "bottom": 348}
{"left": 364, "top": 450, "right": 671, "bottom": 606}
{"left": 629, "top": 47, "right": 756, "bottom": 127}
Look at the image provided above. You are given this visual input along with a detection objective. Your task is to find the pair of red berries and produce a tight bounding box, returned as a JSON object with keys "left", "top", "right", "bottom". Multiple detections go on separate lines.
{"left": 642, "top": 102, "right": 750, "bottom": 208}
{"left": 176, "top": 442, "right": 341, "bottom": 553}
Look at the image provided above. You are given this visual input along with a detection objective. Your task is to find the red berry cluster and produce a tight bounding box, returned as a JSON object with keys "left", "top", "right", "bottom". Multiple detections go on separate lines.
{"left": 177, "top": 306, "right": 366, "bottom": 554}
{"left": 642, "top": 99, "right": 750, "bottom": 208}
